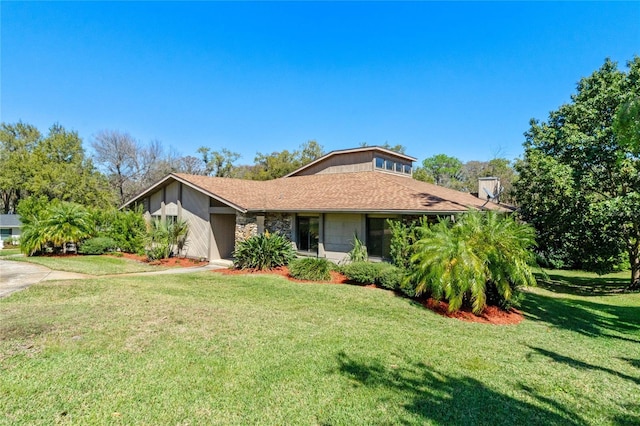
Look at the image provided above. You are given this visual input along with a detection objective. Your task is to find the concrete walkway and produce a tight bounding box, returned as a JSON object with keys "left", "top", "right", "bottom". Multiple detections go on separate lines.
{"left": 0, "top": 259, "right": 225, "bottom": 299}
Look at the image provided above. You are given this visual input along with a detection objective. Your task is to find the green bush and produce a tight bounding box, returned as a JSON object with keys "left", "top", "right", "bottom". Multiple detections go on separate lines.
{"left": 92, "top": 207, "right": 147, "bottom": 254}
{"left": 145, "top": 219, "right": 171, "bottom": 261}
{"left": 376, "top": 264, "right": 404, "bottom": 290}
{"left": 3, "top": 237, "right": 18, "bottom": 248}
{"left": 341, "top": 261, "right": 406, "bottom": 291}
{"left": 78, "top": 237, "right": 117, "bottom": 255}
{"left": 234, "top": 231, "right": 296, "bottom": 270}
{"left": 388, "top": 217, "right": 430, "bottom": 269}
{"left": 341, "top": 261, "right": 381, "bottom": 285}
{"left": 289, "top": 257, "right": 332, "bottom": 281}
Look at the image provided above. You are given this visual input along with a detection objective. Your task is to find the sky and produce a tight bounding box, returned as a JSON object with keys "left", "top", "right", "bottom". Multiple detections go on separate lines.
{"left": 1, "top": 1, "right": 639, "bottom": 166}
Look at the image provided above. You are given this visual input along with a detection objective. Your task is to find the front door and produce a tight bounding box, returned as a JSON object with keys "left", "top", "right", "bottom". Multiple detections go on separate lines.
{"left": 210, "top": 214, "right": 236, "bottom": 260}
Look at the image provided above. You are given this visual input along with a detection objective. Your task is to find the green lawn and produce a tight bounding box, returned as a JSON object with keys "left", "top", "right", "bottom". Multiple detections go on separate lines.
{"left": 1, "top": 271, "right": 638, "bottom": 425}
{"left": 0, "top": 248, "right": 21, "bottom": 257}
{"left": 9, "top": 254, "right": 162, "bottom": 275}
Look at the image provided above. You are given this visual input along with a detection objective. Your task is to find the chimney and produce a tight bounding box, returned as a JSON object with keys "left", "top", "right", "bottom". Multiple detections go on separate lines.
{"left": 478, "top": 177, "right": 501, "bottom": 203}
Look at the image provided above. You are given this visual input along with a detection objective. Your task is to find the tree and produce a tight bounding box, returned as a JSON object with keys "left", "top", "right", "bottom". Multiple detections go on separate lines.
{"left": 414, "top": 154, "right": 463, "bottom": 187}
{"left": 176, "top": 155, "right": 206, "bottom": 175}
{"left": 92, "top": 131, "right": 180, "bottom": 204}
{"left": 0, "top": 122, "right": 40, "bottom": 213}
{"left": 359, "top": 141, "right": 407, "bottom": 154}
{"left": 245, "top": 140, "right": 325, "bottom": 180}
{"left": 1, "top": 123, "right": 114, "bottom": 210}
{"left": 515, "top": 57, "right": 640, "bottom": 289}
{"left": 197, "top": 147, "right": 241, "bottom": 177}
{"left": 460, "top": 158, "right": 517, "bottom": 203}
{"left": 30, "top": 125, "right": 114, "bottom": 208}
{"left": 91, "top": 130, "right": 140, "bottom": 204}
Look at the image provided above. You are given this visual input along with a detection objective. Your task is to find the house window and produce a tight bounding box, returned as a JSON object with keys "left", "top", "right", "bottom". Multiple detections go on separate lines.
{"left": 297, "top": 216, "right": 319, "bottom": 253}
{"left": 0, "top": 229, "right": 11, "bottom": 238}
{"left": 403, "top": 164, "right": 412, "bottom": 174}
{"left": 385, "top": 160, "right": 394, "bottom": 171}
{"left": 375, "top": 157, "right": 385, "bottom": 169}
{"left": 366, "top": 217, "right": 392, "bottom": 259}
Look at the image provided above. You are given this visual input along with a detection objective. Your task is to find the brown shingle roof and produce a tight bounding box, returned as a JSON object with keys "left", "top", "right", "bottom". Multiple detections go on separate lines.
{"left": 172, "top": 172, "right": 504, "bottom": 213}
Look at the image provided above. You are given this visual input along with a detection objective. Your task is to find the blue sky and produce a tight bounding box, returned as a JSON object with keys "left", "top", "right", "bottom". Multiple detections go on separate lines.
{"left": 2, "top": 1, "right": 639, "bottom": 165}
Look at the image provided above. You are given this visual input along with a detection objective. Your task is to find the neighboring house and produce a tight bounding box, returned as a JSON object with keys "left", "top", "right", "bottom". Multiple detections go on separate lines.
{"left": 0, "top": 214, "right": 22, "bottom": 247}
{"left": 123, "top": 146, "right": 505, "bottom": 262}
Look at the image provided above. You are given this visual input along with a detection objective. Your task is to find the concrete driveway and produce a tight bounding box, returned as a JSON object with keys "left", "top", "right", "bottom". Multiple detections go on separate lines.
{"left": 0, "top": 259, "right": 89, "bottom": 298}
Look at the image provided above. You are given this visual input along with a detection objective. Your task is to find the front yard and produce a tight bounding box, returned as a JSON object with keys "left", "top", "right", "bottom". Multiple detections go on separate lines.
{"left": 5, "top": 254, "right": 164, "bottom": 275}
{"left": 0, "top": 269, "right": 638, "bottom": 425}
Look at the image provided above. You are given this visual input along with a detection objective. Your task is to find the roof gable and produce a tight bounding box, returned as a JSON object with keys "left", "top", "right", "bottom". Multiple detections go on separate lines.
{"left": 285, "top": 146, "right": 417, "bottom": 177}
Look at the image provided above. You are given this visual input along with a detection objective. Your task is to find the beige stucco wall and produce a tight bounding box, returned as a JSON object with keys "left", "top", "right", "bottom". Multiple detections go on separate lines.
{"left": 180, "top": 185, "right": 211, "bottom": 260}
{"left": 323, "top": 213, "right": 365, "bottom": 262}
{"left": 165, "top": 181, "right": 180, "bottom": 216}
{"left": 149, "top": 191, "right": 162, "bottom": 216}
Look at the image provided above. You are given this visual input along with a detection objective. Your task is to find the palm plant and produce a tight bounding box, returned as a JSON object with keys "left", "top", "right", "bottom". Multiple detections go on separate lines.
{"left": 19, "top": 200, "right": 94, "bottom": 256}
{"left": 19, "top": 214, "right": 50, "bottom": 256}
{"left": 43, "top": 202, "right": 94, "bottom": 253}
{"left": 408, "top": 211, "right": 536, "bottom": 314}
{"left": 234, "top": 231, "right": 296, "bottom": 270}
{"left": 145, "top": 218, "right": 171, "bottom": 260}
{"left": 168, "top": 219, "right": 189, "bottom": 257}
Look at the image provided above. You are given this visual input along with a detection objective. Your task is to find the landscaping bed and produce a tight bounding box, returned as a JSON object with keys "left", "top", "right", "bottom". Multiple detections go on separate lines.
{"left": 214, "top": 266, "right": 523, "bottom": 324}
{"left": 113, "top": 252, "right": 208, "bottom": 268}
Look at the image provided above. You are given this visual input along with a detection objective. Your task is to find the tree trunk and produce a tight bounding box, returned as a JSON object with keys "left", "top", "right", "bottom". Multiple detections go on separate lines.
{"left": 629, "top": 243, "right": 640, "bottom": 291}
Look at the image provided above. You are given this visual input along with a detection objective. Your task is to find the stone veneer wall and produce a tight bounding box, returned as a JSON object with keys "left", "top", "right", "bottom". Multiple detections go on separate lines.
{"left": 234, "top": 212, "right": 293, "bottom": 247}
{"left": 235, "top": 213, "right": 258, "bottom": 244}
{"left": 265, "top": 213, "right": 293, "bottom": 239}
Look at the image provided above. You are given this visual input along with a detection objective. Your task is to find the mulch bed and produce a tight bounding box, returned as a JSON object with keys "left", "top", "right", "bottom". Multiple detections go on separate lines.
{"left": 113, "top": 253, "right": 209, "bottom": 267}
{"left": 214, "top": 266, "right": 523, "bottom": 325}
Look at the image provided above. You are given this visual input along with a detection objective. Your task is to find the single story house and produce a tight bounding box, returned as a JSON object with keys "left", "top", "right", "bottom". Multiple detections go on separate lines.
{"left": 0, "top": 214, "right": 22, "bottom": 241}
{"left": 123, "top": 146, "right": 505, "bottom": 262}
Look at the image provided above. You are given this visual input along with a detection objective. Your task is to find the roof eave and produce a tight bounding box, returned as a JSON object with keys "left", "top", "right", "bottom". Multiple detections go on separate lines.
{"left": 120, "top": 173, "right": 248, "bottom": 213}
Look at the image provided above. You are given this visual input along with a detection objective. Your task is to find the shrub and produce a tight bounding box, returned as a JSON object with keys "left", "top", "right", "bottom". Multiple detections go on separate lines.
{"left": 408, "top": 211, "right": 537, "bottom": 314}
{"left": 234, "top": 231, "right": 296, "bottom": 270}
{"left": 93, "top": 207, "right": 147, "bottom": 254}
{"left": 145, "top": 219, "right": 171, "bottom": 261}
{"left": 388, "top": 217, "right": 429, "bottom": 269}
{"left": 79, "top": 237, "right": 117, "bottom": 255}
{"left": 376, "top": 264, "right": 405, "bottom": 290}
{"left": 341, "top": 261, "right": 379, "bottom": 284}
{"left": 17, "top": 197, "right": 95, "bottom": 256}
{"left": 341, "top": 261, "right": 407, "bottom": 291}
{"left": 346, "top": 233, "right": 368, "bottom": 262}
{"left": 289, "top": 257, "right": 332, "bottom": 281}
{"left": 3, "top": 237, "right": 18, "bottom": 248}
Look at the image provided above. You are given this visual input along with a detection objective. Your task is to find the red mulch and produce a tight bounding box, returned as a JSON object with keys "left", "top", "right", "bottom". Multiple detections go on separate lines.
{"left": 216, "top": 265, "right": 350, "bottom": 285}
{"left": 213, "top": 266, "right": 523, "bottom": 325}
{"left": 420, "top": 298, "right": 523, "bottom": 325}
{"left": 113, "top": 252, "right": 209, "bottom": 267}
